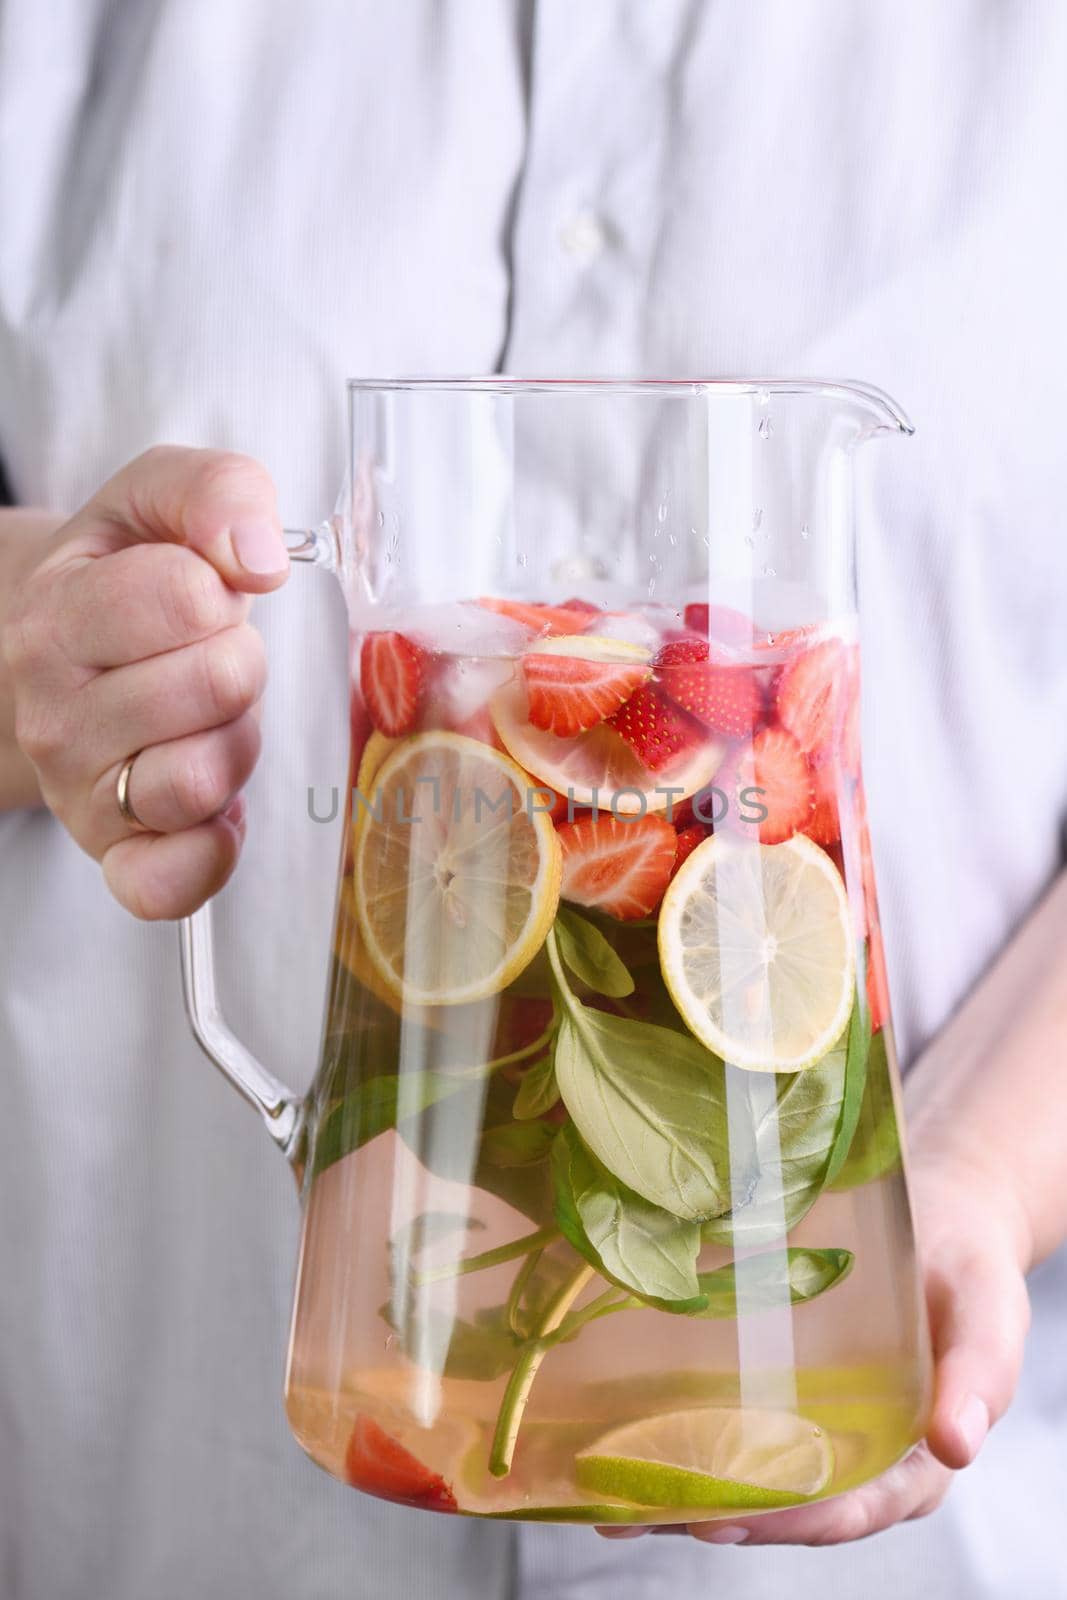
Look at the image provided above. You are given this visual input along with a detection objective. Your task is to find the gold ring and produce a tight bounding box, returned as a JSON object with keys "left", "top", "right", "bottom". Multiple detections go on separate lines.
{"left": 116, "top": 753, "right": 148, "bottom": 831}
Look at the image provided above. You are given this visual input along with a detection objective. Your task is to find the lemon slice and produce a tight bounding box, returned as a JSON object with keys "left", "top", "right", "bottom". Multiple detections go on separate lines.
{"left": 659, "top": 832, "right": 854, "bottom": 1071}
{"left": 526, "top": 633, "right": 651, "bottom": 662}
{"left": 356, "top": 729, "right": 398, "bottom": 795}
{"left": 575, "top": 1407, "right": 833, "bottom": 1511}
{"left": 353, "top": 732, "right": 562, "bottom": 1006}
{"left": 350, "top": 730, "right": 399, "bottom": 858}
{"left": 491, "top": 648, "right": 723, "bottom": 814}
{"left": 334, "top": 877, "right": 443, "bottom": 1025}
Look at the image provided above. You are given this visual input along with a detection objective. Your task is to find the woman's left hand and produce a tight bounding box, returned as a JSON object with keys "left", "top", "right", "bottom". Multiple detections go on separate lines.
{"left": 598, "top": 1150, "right": 1032, "bottom": 1547}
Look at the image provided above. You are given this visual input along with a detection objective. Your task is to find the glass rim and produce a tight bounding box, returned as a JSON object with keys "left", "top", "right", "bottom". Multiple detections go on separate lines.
{"left": 345, "top": 376, "right": 913, "bottom": 432}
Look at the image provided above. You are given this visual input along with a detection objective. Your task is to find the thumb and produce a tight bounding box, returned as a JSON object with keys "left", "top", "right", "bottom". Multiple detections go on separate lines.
{"left": 79, "top": 445, "right": 290, "bottom": 595}
{"left": 924, "top": 1238, "right": 1030, "bottom": 1470}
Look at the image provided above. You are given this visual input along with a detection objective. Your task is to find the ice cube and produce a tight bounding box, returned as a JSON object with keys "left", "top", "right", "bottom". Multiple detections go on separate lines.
{"left": 346, "top": 600, "right": 532, "bottom": 659}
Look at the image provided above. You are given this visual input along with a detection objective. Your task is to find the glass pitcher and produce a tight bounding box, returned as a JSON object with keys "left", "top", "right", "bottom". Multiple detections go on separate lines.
{"left": 180, "top": 378, "right": 932, "bottom": 1525}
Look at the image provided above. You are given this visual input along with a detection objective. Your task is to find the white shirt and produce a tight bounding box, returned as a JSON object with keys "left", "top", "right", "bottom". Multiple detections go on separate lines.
{"left": 1, "top": 3, "right": 1065, "bottom": 1597}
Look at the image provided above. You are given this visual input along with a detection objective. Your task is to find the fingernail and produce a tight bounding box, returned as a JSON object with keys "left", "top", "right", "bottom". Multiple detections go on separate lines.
{"left": 956, "top": 1395, "right": 989, "bottom": 1458}
{"left": 230, "top": 520, "right": 288, "bottom": 575}
{"left": 694, "top": 1524, "right": 750, "bottom": 1545}
{"left": 222, "top": 793, "right": 246, "bottom": 831}
{"left": 596, "top": 1526, "right": 649, "bottom": 1539}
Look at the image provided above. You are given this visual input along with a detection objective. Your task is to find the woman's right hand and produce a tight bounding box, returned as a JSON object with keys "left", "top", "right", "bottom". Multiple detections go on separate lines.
{"left": 1, "top": 446, "right": 289, "bottom": 918}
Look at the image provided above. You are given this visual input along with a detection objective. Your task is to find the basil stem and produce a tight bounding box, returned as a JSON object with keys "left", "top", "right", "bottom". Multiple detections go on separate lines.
{"left": 411, "top": 1225, "right": 559, "bottom": 1288}
{"left": 488, "top": 1259, "right": 595, "bottom": 1477}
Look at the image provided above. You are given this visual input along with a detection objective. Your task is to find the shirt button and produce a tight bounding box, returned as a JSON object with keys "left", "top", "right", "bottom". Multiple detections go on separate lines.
{"left": 558, "top": 208, "right": 608, "bottom": 263}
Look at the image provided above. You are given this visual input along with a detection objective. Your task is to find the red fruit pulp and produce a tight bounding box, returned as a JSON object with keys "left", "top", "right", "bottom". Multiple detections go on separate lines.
{"left": 607, "top": 683, "right": 703, "bottom": 772}
{"left": 557, "top": 813, "right": 678, "bottom": 921}
{"left": 345, "top": 1416, "right": 457, "bottom": 1512}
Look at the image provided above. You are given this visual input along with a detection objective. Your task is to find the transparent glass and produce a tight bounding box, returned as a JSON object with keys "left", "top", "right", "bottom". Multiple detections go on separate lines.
{"left": 181, "top": 378, "right": 932, "bottom": 1525}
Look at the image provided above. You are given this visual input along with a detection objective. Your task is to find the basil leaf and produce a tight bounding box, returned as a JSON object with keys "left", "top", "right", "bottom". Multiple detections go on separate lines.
{"left": 702, "top": 1030, "right": 849, "bottom": 1246}
{"left": 391, "top": 1210, "right": 480, "bottom": 1261}
{"left": 508, "top": 1245, "right": 582, "bottom": 1339}
{"left": 513, "top": 1053, "right": 561, "bottom": 1120}
{"left": 379, "top": 1297, "right": 520, "bottom": 1382}
{"left": 314, "top": 1066, "right": 555, "bottom": 1223}
{"left": 829, "top": 1030, "right": 902, "bottom": 1190}
{"left": 552, "top": 1126, "right": 708, "bottom": 1311}
{"left": 311, "top": 1069, "right": 469, "bottom": 1177}
{"left": 555, "top": 908, "right": 635, "bottom": 998}
{"left": 389, "top": 1211, "right": 481, "bottom": 1300}
{"left": 480, "top": 1120, "right": 558, "bottom": 1168}
{"left": 693, "top": 1247, "right": 854, "bottom": 1316}
{"left": 824, "top": 994, "right": 871, "bottom": 1185}
{"left": 554, "top": 1007, "right": 732, "bottom": 1222}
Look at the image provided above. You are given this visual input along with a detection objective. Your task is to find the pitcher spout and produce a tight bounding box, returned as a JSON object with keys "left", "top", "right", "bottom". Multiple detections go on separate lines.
{"left": 835, "top": 379, "right": 915, "bottom": 438}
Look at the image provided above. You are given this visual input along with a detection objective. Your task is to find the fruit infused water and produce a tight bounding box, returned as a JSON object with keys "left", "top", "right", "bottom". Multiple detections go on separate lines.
{"left": 285, "top": 595, "right": 930, "bottom": 1524}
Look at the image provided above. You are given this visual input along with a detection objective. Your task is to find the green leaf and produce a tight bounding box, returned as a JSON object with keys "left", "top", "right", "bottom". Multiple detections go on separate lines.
{"left": 480, "top": 1120, "right": 558, "bottom": 1168}
{"left": 379, "top": 1298, "right": 521, "bottom": 1382}
{"left": 702, "top": 1029, "right": 849, "bottom": 1246}
{"left": 507, "top": 1244, "right": 583, "bottom": 1339}
{"left": 391, "top": 1210, "right": 480, "bottom": 1264}
{"left": 311, "top": 1069, "right": 469, "bottom": 1178}
{"left": 472, "top": 1074, "right": 558, "bottom": 1224}
{"left": 824, "top": 994, "right": 872, "bottom": 1185}
{"left": 513, "top": 1053, "right": 561, "bottom": 1120}
{"left": 544, "top": 1246, "right": 855, "bottom": 1347}
{"left": 553, "top": 1006, "right": 732, "bottom": 1222}
{"left": 313, "top": 1061, "right": 555, "bottom": 1223}
{"left": 552, "top": 1126, "right": 707, "bottom": 1310}
{"left": 389, "top": 1211, "right": 481, "bottom": 1301}
{"left": 554, "top": 907, "right": 635, "bottom": 998}
{"left": 692, "top": 1247, "right": 854, "bottom": 1317}
{"left": 829, "top": 1030, "right": 902, "bottom": 1190}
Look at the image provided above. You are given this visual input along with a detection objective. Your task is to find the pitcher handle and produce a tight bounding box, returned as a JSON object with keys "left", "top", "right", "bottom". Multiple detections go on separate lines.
{"left": 178, "top": 520, "right": 340, "bottom": 1159}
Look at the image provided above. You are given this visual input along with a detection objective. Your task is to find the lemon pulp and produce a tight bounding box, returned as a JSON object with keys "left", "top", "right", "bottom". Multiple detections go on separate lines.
{"left": 658, "top": 832, "right": 854, "bottom": 1071}
{"left": 352, "top": 731, "right": 561, "bottom": 1006}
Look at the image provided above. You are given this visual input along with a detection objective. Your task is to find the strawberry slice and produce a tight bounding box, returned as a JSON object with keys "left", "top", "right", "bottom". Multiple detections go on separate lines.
{"left": 476, "top": 597, "right": 596, "bottom": 636}
{"left": 867, "top": 921, "right": 890, "bottom": 1032}
{"left": 753, "top": 623, "right": 819, "bottom": 655}
{"left": 360, "top": 632, "right": 429, "bottom": 737}
{"left": 522, "top": 653, "right": 650, "bottom": 737}
{"left": 718, "top": 726, "right": 814, "bottom": 844}
{"left": 560, "top": 596, "right": 602, "bottom": 613}
{"left": 558, "top": 813, "right": 678, "bottom": 921}
{"left": 669, "top": 793, "right": 696, "bottom": 830}
{"left": 607, "top": 684, "right": 703, "bottom": 772}
{"left": 682, "top": 603, "right": 757, "bottom": 650}
{"left": 657, "top": 659, "right": 763, "bottom": 739}
{"left": 655, "top": 638, "right": 709, "bottom": 667}
{"left": 858, "top": 792, "right": 882, "bottom": 934}
{"left": 672, "top": 823, "right": 707, "bottom": 875}
{"left": 344, "top": 1416, "right": 457, "bottom": 1512}
{"left": 805, "top": 762, "right": 842, "bottom": 847}
{"left": 775, "top": 637, "right": 847, "bottom": 759}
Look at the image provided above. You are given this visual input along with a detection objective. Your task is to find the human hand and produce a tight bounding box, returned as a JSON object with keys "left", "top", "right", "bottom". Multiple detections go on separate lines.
{"left": 1, "top": 447, "right": 288, "bottom": 917}
{"left": 598, "top": 1150, "right": 1032, "bottom": 1547}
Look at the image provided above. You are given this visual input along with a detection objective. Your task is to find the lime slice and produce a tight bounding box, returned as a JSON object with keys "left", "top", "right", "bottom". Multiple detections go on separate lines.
{"left": 353, "top": 732, "right": 561, "bottom": 1006}
{"left": 576, "top": 1406, "right": 833, "bottom": 1510}
{"left": 457, "top": 1418, "right": 642, "bottom": 1522}
{"left": 658, "top": 832, "right": 854, "bottom": 1071}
